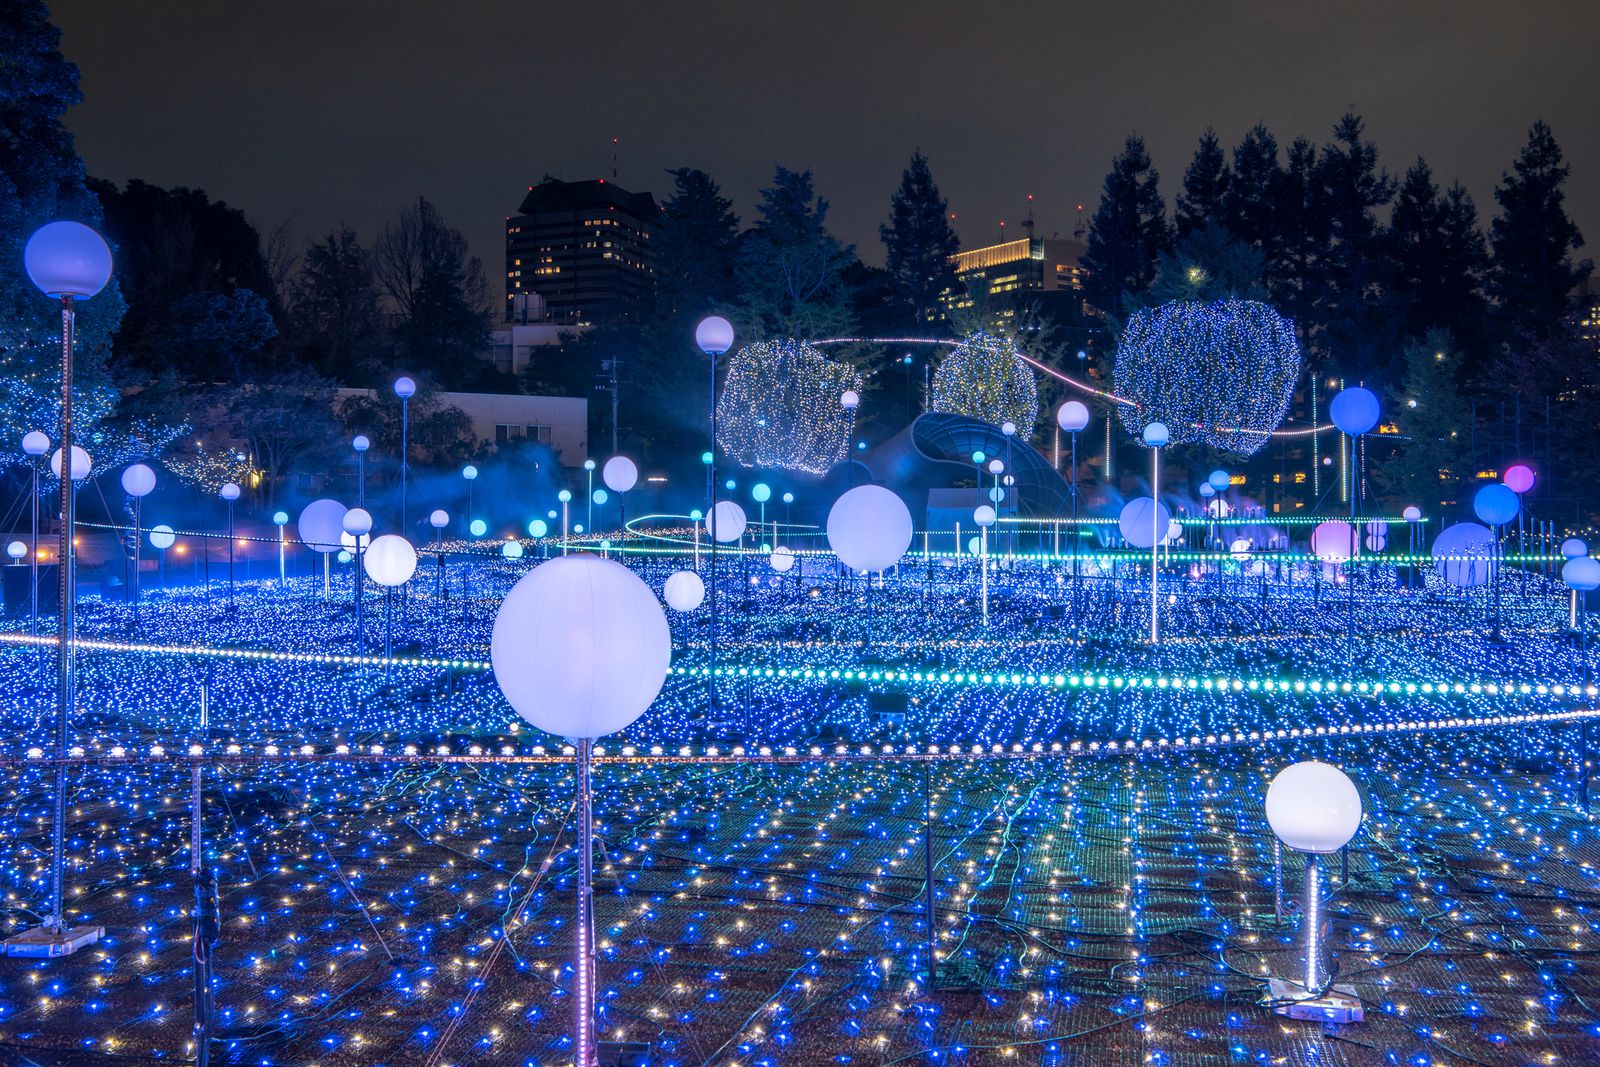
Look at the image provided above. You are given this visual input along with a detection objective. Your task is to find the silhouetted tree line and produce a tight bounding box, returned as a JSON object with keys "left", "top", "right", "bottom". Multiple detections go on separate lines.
{"left": 1080, "top": 114, "right": 1594, "bottom": 517}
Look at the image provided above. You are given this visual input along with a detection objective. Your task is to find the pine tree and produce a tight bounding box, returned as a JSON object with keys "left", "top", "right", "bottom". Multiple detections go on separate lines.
{"left": 1264, "top": 137, "right": 1321, "bottom": 345}
{"left": 1082, "top": 136, "right": 1168, "bottom": 319}
{"left": 1143, "top": 221, "right": 1266, "bottom": 307}
{"left": 0, "top": 0, "right": 126, "bottom": 447}
{"left": 1311, "top": 113, "right": 1396, "bottom": 378}
{"left": 1386, "top": 160, "right": 1487, "bottom": 349}
{"left": 653, "top": 167, "right": 739, "bottom": 324}
{"left": 1375, "top": 328, "right": 1471, "bottom": 516}
{"left": 1488, "top": 121, "right": 1590, "bottom": 343}
{"left": 736, "top": 167, "right": 856, "bottom": 339}
{"left": 291, "top": 226, "right": 384, "bottom": 383}
{"left": 634, "top": 167, "right": 741, "bottom": 459}
{"left": 880, "top": 150, "right": 959, "bottom": 326}
{"left": 1175, "top": 129, "right": 1230, "bottom": 238}
{"left": 1224, "top": 124, "right": 1281, "bottom": 251}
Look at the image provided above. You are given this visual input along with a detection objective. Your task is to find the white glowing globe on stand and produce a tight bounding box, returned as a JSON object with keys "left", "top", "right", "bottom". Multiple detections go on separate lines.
{"left": 1265, "top": 761, "right": 1363, "bottom": 854}
{"left": 492, "top": 555, "right": 671, "bottom": 739}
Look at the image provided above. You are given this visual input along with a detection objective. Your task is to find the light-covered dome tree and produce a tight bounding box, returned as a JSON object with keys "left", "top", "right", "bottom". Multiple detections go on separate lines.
{"left": 715, "top": 339, "right": 863, "bottom": 474}
{"left": 1112, "top": 298, "right": 1300, "bottom": 456}
{"left": 928, "top": 332, "right": 1038, "bottom": 434}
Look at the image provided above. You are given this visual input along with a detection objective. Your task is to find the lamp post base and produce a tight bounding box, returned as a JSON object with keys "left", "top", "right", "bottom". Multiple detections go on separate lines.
{"left": 2, "top": 923, "right": 104, "bottom": 958}
{"left": 1264, "top": 977, "right": 1364, "bottom": 1023}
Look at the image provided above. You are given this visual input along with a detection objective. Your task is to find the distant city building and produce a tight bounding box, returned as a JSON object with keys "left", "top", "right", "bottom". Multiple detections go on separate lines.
{"left": 941, "top": 236, "right": 1092, "bottom": 325}
{"left": 1578, "top": 274, "right": 1600, "bottom": 351}
{"left": 488, "top": 323, "right": 567, "bottom": 377}
{"left": 504, "top": 178, "right": 658, "bottom": 327}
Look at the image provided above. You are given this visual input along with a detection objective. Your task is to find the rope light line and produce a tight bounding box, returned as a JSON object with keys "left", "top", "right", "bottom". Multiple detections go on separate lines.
{"left": 2, "top": 631, "right": 1591, "bottom": 703}
{"left": 9, "top": 706, "right": 1598, "bottom": 769}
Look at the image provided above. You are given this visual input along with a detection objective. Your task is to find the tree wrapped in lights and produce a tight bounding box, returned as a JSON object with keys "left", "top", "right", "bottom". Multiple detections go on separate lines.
{"left": 1113, "top": 298, "right": 1300, "bottom": 456}
{"left": 928, "top": 332, "right": 1038, "bottom": 434}
{"left": 715, "top": 339, "right": 863, "bottom": 474}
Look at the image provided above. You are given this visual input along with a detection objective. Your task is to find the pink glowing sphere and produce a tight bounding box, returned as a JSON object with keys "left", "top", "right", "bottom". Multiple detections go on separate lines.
{"left": 1503, "top": 464, "right": 1535, "bottom": 494}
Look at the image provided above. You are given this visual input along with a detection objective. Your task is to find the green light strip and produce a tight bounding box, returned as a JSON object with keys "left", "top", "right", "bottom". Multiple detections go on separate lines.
{"left": 3, "top": 633, "right": 1592, "bottom": 704}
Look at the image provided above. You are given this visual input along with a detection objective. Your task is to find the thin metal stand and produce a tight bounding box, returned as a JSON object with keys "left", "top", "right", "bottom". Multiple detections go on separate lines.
{"left": 575, "top": 739, "right": 596, "bottom": 1067}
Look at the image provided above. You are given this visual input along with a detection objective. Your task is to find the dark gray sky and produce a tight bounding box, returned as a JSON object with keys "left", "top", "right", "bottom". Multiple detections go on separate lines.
{"left": 51, "top": 1, "right": 1600, "bottom": 296}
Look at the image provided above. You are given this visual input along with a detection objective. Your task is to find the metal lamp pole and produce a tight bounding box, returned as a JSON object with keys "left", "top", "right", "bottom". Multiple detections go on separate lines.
{"left": 395, "top": 376, "right": 415, "bottom": 532}
{"left": 353, "top": 435, "right": 368, "bottom": 505}
{"left": 19, "top": 220, "right": 113, "bottom": 954}
{"left": 575, "top": 739, "right": 597, "bottom": 1067}
{"left": 22, "top": 435, "right": 48, "bottom": 638}
{"left": 220, "top": 484, "right": 240, "bottom": 610}
{"left": 697, "top": 317, "right": 734, "bottom": 722}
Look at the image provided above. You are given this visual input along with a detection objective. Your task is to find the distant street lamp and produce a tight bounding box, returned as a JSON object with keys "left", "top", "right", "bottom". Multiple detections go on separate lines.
{"left": 20, "top": 218, "right": 113, "bottom": 955}
{"left": 273, "top": 511, "right": 289, "bottom": 586}
{"left": 220, "top": 483, "right": 241, "bottom": 610}
{"left": 121, "top": 463, "right": 156, "bottom": 621}
{"left": 696, "top": 316, "right": 734, "bottom": 721}
{"left": 1143, "top": 422, "right": 1170, "bottom": 644}
{"left": 461, "top": 464, "right": 478, "bottom": 538}
{"left": 22, "top": 431, "right": 49, "bottom": 638}
{"left": 584, "top": 458, "right": 596, "bottom": 533}
{"left": 1056, "top": 401, "right": 1091, "bottom": 643}
{"left": 352, "top": 435, "right": 369, "bottom": 505}
{"left": 394, "top": 376, "right": 416, "bottom": 529}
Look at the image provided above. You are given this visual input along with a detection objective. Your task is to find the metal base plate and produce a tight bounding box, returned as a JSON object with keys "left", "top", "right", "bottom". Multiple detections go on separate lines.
{"left": 1266, "top": 977, "right": 1364, "bottom": 1023}
{"left": 2, "top": 924, "right": 105, "bottom": 958}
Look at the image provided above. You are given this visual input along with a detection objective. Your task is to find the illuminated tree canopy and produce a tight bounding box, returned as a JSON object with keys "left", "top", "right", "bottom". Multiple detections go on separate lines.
{"left": 927, "top": 332, "right": 1038, "bottom": 435}
{"left": 715, "top": 339, "right": 863, "bottom": 474}
{"left": 1113, "top": 298, "right": 1300, "bottom": 456}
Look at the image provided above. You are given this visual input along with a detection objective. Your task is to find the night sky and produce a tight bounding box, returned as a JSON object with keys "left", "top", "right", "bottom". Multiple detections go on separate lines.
{"left": 50, "top": 1, "right": 1600, "bottom": 291}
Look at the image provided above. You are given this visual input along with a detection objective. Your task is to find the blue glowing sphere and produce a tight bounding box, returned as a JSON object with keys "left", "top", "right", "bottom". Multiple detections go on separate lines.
{"left": 752, "top": 483, "right": 772, "bottom": 503}
{"left": 1563, "top": 556, "right": 1600, "bottom": 592}
{"left": 24, "top": 221, "right": 113, "bottom": 299}
{"left": 558, "top": 490, "right": 572, "bottom": 503}
{"left": 462, "top": 464, "right": 478, "bottom": 480}
{"left": 528, "top": 519, "right": 548, "bottom": 538}
{"left": 272, "top": 511, "right": 289, "bottom": 526}
{"left": 690, "top": 509, "right": 703, "bottom": 521}
{"left": 724, "top": 479, "right": 736, "bottom": 491}
{"left": 469, "top": 519, "right": 487, "bottom": 538}
{"left": 972, "top": 451, "right": 985, "bottom": 464}
{"left": 1208, "top": 469, "right": 1230, "bottom": 490}
{"left": 1330, "top": 387, "right": 1381, "bottom": 436}
{"left": 593, "top": 489, "right": 609, "bottom": 505}
{"left": 1142, "top": 422, "right": 1170, "bottom": 447}
{"left": 1472, "top": 483, "right": 1519, "bottom": 527}
{"left": 701, "top": 451, "right": 714, "bottom": 465}
{"left": 782, "top": 492, "right": 794, "bottom": 504}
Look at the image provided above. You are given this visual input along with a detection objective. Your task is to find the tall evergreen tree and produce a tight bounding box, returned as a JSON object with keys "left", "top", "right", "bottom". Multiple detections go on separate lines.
{"left": 1488, "top": 121, "right": 1590, "bottom": 343}
{"left": 1264, "top": 137, "right": 1321, "bottom": 343}
{"left": 1385, "top": 160, "right": 1487, "bottom": 349}
{"left": 374, "top": 197, "right": 491, "bottom": 387}
{"left": 1175, "top": 129, "right": 1230, "bottom": 238}
{"left": 291, "top": 226, "right": 384, "bottom": 383}
{"left": 1374, "top": 328, "right": 1471, "bottom": 516}
{"left": 653, "top": 167, "right": 740, "bottom": 324}
{"left": 1082, "top": 136, "right": 1168, "bottom": 319}
{"left": 880, "top": 149, "right": 959, "bottom": 326}
{"left": 1310, "top": 113, "right": 1395, "bottom": 377}
{"left": 1224, "top": 123, "right": 1281, "bottom": 251}
{"left": 0, "top": 0, "right": 126, "bottom": 448}
{"left": 1143, "top": 221, "right": 1266, "bottom": 307}
{"left": 628, "top": 168, "right": 740, "bottom": 460}
{"left": 736, "top": 166, "right": 856, "bottom": 339}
